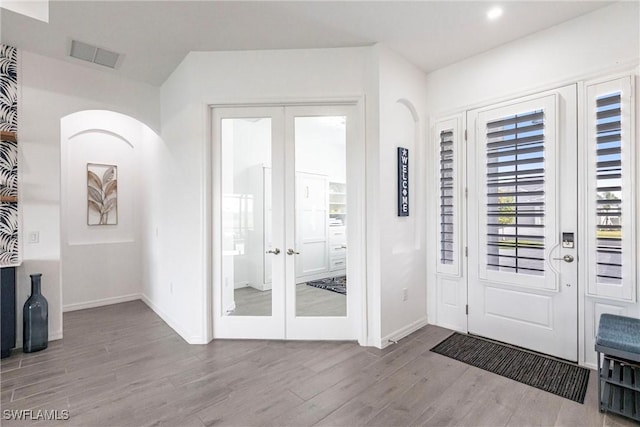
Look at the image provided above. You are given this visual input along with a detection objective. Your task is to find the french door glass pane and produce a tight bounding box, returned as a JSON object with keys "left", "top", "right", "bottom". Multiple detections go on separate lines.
{"left": 221, "top": 117, "right": 273, "bottom": 316}
{"left": 294, "top": 116, "right": 347, "bottom": 317}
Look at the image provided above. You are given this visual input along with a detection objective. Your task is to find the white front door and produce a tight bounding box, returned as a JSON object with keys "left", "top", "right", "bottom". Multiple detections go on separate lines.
{"left": 467, "top": 85, "right": 579, "bottom": 361}
{"left": 212, "top": 104, "right": 360, "bottom": 341}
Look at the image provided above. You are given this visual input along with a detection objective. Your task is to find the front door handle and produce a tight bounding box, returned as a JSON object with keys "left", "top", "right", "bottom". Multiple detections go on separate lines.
{"left": 552, "top": 254, "right": 574, "bottom": 263}
{"left": 266, "top": 248, "right": 280, "bottom": 255}
{"left": 287, "top": 249, "right": 300, "bottom": 255}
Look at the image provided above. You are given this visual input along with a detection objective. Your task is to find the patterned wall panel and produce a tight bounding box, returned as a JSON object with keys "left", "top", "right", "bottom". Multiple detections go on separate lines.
{"left": 0, "top": 44, "right": 18, "bottom": 266}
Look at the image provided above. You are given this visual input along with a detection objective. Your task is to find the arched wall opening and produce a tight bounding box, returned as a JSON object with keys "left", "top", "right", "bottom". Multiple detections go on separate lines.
{"left": 60, "top": 110, "right": 155, "bottom": 312}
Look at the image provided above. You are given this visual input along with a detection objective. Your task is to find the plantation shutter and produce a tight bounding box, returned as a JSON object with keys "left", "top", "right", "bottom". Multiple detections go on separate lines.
{"left": 485, "top": 110, "right": 546, "bottom": 276}
{"left": 435, "top": 117, "right": 461, "bottom": 277}
{"left": 594, "top": 93, "right": 622, "bottom": 284}
{"left": 586, "top": 77, "right": 635, "bottom": 301}
{"left": 440, "top": 129, "right": 454, "bottom": 265}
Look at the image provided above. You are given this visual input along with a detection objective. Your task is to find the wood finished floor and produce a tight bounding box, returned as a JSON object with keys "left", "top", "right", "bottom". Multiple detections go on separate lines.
{"left": 0, "top": 300, "right": 636, "bottom": 427}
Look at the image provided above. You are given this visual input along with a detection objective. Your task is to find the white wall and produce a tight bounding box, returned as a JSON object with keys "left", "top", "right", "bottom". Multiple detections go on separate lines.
{"left": 153, "top": 47, "right": 381, "bottom": 344}
{"left": 376, "top": 45, "right": 429, "bottom": 344}
{"left": 424, "top": 2, "right": 639, "bottom": 114}
{"left": 424, "top": 2, "right": 640, "bottom": 367}
{"left": 17, "top": 50, "right": 159, "bottom": 344}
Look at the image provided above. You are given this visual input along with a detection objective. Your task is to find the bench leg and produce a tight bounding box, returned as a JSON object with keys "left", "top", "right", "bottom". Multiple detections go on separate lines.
{"left": 597, "top": 351, "right": 604, "bottom": 412}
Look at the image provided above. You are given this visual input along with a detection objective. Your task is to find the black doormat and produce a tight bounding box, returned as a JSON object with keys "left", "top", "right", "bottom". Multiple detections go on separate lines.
{"left": 431, "top": 333, "right": 590, "bottom": 403}
{"left": 306, "top": 276, "right": 346, "bottom": 295}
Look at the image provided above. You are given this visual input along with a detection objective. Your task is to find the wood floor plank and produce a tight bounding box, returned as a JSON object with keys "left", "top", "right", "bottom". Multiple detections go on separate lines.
{"left": 367, "top": 353, "right": 468, "bottom": 426}
{"left": 0, "top": 357, "right": 21, "bottom": 373}
{"left": 63, "top": 379, "right": 177, "bottom": 427}
{"left": 288, "top": 349, "right": 378, "bottom": 400}
{"left": 410, "top": 366, "right": 496, "bottom": 426}
{"left": 270, "top": 372, "right": 379, "bottom": 426}
{"left": 505, "top": 385, "right": 565, "bottom": 427}
{"left": 315, "top": 354, "right": 452, "bottom": 426}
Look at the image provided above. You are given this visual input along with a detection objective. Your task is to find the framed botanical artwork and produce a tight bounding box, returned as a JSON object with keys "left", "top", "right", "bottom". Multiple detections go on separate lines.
{"left": 87, "top": 163, "right": 117, "bottom": 225}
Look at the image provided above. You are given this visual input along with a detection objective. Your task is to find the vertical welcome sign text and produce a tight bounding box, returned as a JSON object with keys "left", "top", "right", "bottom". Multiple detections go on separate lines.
{"left": 398, "top": 147, "right": 409, "bottom": 217}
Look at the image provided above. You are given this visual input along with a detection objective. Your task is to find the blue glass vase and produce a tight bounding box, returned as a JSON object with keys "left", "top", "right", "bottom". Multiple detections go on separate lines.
{"left": 23, "top": 273, "right": 48, "bottom": 353}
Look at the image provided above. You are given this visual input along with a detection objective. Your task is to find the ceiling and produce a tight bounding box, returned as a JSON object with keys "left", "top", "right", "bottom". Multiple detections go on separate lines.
{"left": 1, "top": 1, "right": 613, "bottom": 87}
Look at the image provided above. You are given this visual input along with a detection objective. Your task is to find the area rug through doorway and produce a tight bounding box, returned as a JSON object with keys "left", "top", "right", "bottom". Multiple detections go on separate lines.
{"left": 431, "top": 332, "right": 590, "bottom": 403}
{"left": 306, "top": 276, "right": 346, "bottom": 295}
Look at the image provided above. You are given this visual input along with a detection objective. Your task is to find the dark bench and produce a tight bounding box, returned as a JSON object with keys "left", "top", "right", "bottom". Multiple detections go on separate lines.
{"left": 595, "top": 314, "right": 640, "bottom": 422}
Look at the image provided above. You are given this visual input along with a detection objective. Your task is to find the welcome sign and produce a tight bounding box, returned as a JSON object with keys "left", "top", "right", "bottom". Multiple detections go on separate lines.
{"left": 398, "top": 147, "right": 409, "bottom": 216}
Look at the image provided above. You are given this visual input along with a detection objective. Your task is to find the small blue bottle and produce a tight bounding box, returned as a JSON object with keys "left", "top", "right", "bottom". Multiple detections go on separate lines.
{"left": 23, "top": 273, "right": 48, "bottom": 353}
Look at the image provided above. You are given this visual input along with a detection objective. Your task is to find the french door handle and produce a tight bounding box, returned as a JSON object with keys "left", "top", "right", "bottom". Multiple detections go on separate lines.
{"left": 552, "top": 254, "right": 574, "bottom": 263}
{"left": 266, "top": 248, "right": 281, "bottom": 255}
{"left": 287, "top": 249, "right": 300, "bottom": 255}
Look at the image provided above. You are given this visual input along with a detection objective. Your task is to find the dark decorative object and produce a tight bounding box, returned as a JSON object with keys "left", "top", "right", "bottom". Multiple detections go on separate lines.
{"left": 306, "top": 276, "right": 347, "bottom": 295}
{"left": 397, "top": 147, "right": 409, "bottom": 216}
{"left": 1, "top": 266, "right": 16, "bottom": 358}
{"left": 431, "top": 332, "right": 590, "bottom": 403}
{"left": 23, "top": 273, "right": 48, "bottom": 353}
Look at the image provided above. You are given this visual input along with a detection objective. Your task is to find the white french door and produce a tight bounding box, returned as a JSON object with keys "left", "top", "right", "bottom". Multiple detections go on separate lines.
{"left": 467, "top": 85, "right": 578, "bottom": 361}
{"left": 212, "top": 104, "right": 359, "bottom": 341}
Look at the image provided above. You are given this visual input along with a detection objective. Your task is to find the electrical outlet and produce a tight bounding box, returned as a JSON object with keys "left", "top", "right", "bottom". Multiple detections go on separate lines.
{"left": 28, "top": 232, "right": 39, "bottom": 244}
{"left": 402, "top": 288, "right": 408, "bottom": 301}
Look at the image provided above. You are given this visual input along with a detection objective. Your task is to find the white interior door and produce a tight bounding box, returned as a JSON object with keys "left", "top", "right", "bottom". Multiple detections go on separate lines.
{"left": 212, "top": 106, "right": 285, "bottom": 339}
{"left": 285, "top": 105, "right": 358, "bottom": 340}
{"left": 212, "top": 104, "right": 360, "bottom": 341}
{"left": 467, "top": 85, "right": 578, "bottom": 361}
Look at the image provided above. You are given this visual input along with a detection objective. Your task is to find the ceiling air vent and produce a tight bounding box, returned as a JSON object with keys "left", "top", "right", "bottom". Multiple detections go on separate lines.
{"left": 69, "top": 40, "right": 120, "bottom": 69}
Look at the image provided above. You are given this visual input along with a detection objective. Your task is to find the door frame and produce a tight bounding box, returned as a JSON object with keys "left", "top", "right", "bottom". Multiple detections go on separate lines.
{"left": 207, "top": 97, "right": 367, "bottom": 344}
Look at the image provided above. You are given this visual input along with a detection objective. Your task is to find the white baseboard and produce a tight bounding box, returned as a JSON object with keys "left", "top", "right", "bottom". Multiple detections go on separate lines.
{"left": 63, "top": 293, "right": 142, "bottom": 312}
{"left": 140, "top": 294, "right": 206, "bottom": 345}
{"left": 380, "top": 316, "right": 429, "bottom": 349}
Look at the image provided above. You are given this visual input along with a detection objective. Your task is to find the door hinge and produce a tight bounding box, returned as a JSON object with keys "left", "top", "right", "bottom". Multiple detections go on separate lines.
{"left": 465, "top": 188, "right": 468, "bottom": 198}
{"left": 465, "top": 304, "right": 469, "bottom": 315}
{"left": 464, "top": 129, "right": 468, "bottom": 141}
{"left": 465, "top": 247, "right": 468, "bottom": 257}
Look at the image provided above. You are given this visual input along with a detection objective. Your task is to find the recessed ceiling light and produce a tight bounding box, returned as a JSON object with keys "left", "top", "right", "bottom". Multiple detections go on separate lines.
{"left": 487, "top": 6, "right": 503, "bottom": 21}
